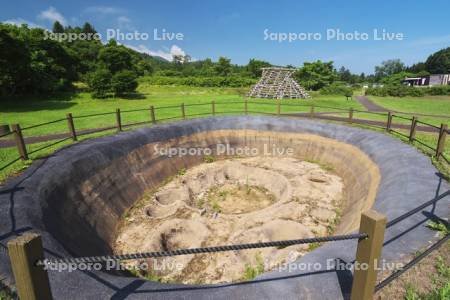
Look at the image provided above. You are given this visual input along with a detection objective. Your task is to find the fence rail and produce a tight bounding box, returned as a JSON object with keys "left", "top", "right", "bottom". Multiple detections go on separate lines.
{"left": 1, "top": 100, "right": 449, "bottom": 173}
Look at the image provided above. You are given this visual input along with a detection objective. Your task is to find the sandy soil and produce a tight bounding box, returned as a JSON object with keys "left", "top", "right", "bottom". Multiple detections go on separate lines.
{"left": 114, "top": 157, "right": 344, "bottom": 284}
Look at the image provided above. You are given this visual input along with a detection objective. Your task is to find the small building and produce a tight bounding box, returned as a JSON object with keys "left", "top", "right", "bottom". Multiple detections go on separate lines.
{"left": 402, "top": 74, "right": 450, "bottom": 86}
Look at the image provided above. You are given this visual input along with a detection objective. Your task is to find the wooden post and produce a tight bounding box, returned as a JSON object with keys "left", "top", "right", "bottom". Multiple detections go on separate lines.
{"left": 150, "top": 106, "right": 156, "bottom": 124}
{"left": 351, "top": 210, "right": 387, "bottom": 300}
{"left": 310, "top": 105, "right": 314, "bottom": 118}
{"left": 409, "top": 116, "right": 417, "bottom": 142}
{"left": 66, "top": 113, "right": 77, "bottom": 141}
{"left": 277, "top": 100, "right": 281, "bottom": 116}
{"left": 181, "top": 103, "right": 186, "bottom": 120}
{"left": 8, "top": 233, "right": 53, "bottom": 300}
{"left": 11, "top": 124, "right": 28, "bottom": 160}
{"left": 212, "top": 101, "right": 216, "bottom": 116}
{"left": 386, "top": 112, "right": 393, "bottom": 132}
{"left": 349, "top": 108, "right": 354, "bottom": 123}
{"left": 244, "top": 100, "right": 248, "bottom": 115}
{"left": 116, "top": 108, "right": 122, "bottom": 131}
{"left": 436, "top": 124, "right": 448, "bottom": 158}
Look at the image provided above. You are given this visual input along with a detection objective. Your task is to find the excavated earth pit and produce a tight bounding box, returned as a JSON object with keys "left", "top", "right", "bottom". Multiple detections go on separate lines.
{"left": 115, "top": 157, "right": 344, "bottom": 283}
{"left": 0, "top": 116, "right": 448, "bottom": 300}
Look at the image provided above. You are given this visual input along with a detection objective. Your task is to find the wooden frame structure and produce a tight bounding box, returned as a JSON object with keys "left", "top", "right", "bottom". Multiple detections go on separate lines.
{"left": 247, "top": 67, "right": 310, "bottom": 99}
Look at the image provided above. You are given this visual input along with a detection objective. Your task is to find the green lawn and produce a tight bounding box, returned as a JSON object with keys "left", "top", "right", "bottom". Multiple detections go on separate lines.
{"left": 0, "top": 82, "right": 449, "bottom": 182}
{"left": 368, "top": 96, "right": 450, "bottom": 122}
{"left": 0, "top": 83, "right": 362, "bottom": 137}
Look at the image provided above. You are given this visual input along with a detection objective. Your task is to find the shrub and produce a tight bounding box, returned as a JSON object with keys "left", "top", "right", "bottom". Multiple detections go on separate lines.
{"left": 87, "top": 68, "right": 112, "bottom": 98}
{"left": 427, "top": 85, "right": 450, "bottom": 95}
{"left": 366, "top": 84, "right": 450, "bottom": 97}
{"left": 320, "top": 84, "right": 353, "bottom": 96}
{"left": 111, "top": 70, "right": 138, "bottom": 96}
{"left": 142, "top": 76, "right": 256, "bottom": 87}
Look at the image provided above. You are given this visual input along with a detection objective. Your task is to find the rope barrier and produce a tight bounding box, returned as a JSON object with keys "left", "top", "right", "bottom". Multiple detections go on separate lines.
{"left": 0, "top": 131, "right": 13, "bottom": 139}
{"left": 415, "top": 120, "right": 441, "bottom": 131}
{"left": 386, "top": 190, "right": 450, "bottom": 228}
{"left": 391, "top": 114, "right": 412, "bottom": 121}
{"left": 375, "top": 233, "right": 449, "bottom": 292}
{"left": 21, "top": 118, "right": 66, "bottom": 131}
{"left": 37, "top": 233, "right": 367, "bottom": 266}
{"left": 73, "top": 111, "right": 116, "bottom": 119}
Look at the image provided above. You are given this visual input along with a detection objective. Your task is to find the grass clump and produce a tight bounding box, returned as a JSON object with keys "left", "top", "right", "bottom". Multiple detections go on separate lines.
{"left": 243, "top": 254, "right": 265, "bottom": 281}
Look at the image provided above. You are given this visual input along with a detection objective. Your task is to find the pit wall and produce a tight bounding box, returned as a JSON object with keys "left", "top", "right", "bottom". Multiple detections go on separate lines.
{"left": 42, "top": 129, "right": 380, "bottom": 257}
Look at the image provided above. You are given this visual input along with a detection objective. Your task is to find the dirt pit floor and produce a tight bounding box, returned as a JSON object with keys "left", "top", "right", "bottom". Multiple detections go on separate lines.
{"left": 114, "top": 157, "right": 344, "bottom": 284}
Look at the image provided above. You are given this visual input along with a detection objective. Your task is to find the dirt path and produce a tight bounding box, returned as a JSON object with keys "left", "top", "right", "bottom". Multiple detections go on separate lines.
{"left": 356, "top": 96, "right": 389, "bottom": 112}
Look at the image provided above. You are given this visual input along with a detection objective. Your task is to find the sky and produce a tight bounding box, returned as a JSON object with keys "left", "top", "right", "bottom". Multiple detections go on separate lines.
{"left": 1, "top": 0, "right": 450, "bottom": 74}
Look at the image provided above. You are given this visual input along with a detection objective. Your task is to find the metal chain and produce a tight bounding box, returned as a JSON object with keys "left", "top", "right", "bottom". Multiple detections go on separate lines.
{"left": 37, "top": 233, "right": 367, "bottom": 266}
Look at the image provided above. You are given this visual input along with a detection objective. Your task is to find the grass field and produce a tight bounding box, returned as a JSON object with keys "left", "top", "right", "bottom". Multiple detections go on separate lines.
{"left": 0, "top": 82, "right": 449, "bottom": 182}
{"left": 368, "top": 95, "right": 450, "bottom": 118}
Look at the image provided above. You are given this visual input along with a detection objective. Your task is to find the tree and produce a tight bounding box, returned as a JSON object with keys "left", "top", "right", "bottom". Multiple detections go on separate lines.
{"left": 294, "top": 60, "right": 337, "bottom": 90}
{"left": 87, "top": 68, "right": 112, "bottom": 98}
{"left": 246, "top": 59, "right": 271, "bottom": 78}
{"left": 81, "top": 22, "right": 96, "bottom": 34}
{"left": 98, "top": 44, "right": 133, "bottom": 74}
{"left": 338, "top": 66, "right": 352, "bottom": 83}
{"left": 111, "top": 70, "right": 138, "bottom": 96}
{"left": 0, "top": 27, "right": 30, "bottom": 95}
{"left": 136, "top": 60, "right": 154, "bottom": 76}
{"left": 52, "top": 21, "right": 64, "bottom": 33}
{"left": 215, "top": 57, "right": 232, "bottom": 76}
{"left": 374, "top": 59, "right": 405, "bottom": 81}
{"left": 425, "top": 47, "right": 450, "bottom": 74}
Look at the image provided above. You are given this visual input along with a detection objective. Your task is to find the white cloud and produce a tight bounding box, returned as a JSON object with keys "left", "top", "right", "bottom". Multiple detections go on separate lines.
{"left": 3, "top": 18, "right": 41, "bottom": 28}
{"left": 117, "top": 16, "right": 134, "bottom": 30}
{"left": 84, "top": 6, "right": 124, "bottom": 15}
{"left": 125, "top": 44, "right": 187, "bottom": 61}
{"left": 38, "top": 6, "right": 67, "bottom": 25}
{"left": 170, "top": 45, "right": 186, "bottom": 57}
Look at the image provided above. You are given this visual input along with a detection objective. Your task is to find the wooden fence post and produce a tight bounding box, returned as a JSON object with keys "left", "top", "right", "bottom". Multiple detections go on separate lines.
{"left": 8, "top": 233, "right": 53, "bottom": 300}
{"left": 244, "top": 100, "right": 248, "bottom": 115}
{"left": 409, "top": 116, "right": 417, "bottom": 142}
{"left": 386, "top": 112, "right": 393, "bottom": 132}
{"left": 277, "top": 100, "right": 281, "bottom": 116}
{"left": 212, "top": 101, "right": 216, "bottom": 116}
{"left": 351, "top": 210, "right": 387, "bottom": 300}
{"left": 116, "top": 108, "right": 122, "bottom": 131}
{"left": 181, "top": 103, "right": 186, "bottom": 120}
{"left": 310, "top": 105, "right": 314, "bottom": 118}
{"left": 436, "top": 123, "right": 448, "bottom": 159}
{"left": 150, "top": 106, "right": 156, "bottom": 124}
{"left": 11, "top": 124, "right": 28, "bottom": 160}
{"left": 349, "top": 108, "right": 354, "bottom": 123}
{"left": 66, "top": 113, "right": 77, "bottom": 141}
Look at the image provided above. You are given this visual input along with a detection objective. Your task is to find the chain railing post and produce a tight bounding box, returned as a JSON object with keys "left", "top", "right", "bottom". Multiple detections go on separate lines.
{"left": 212, "top": 101, "right": 216, "bottom": 116}
{"left": 181, "top": 103, "right": 186, "bottom": 120}
{"left": 386, "top": 112, "right": 393, "bottom": 132}
{"left": 116, "top": 108, "right": 122, "bottom": 131}
{"left": 436, "top": 123, "right": 448, "bottom": 159}
{"left": 244, "top": 99, "right": 248, "bottom": 115}
{"left": 11, "top": 124, "right": 28, "bottom": 160}
{"left": 349, "top": 108, "right": 354, "bottom": 123}
{"left": 277, "top": 100, "right": 281, "bottom": 116}
{"left": 66, "top": 113, "right": 77, "bottom": 141}
{"left": 8, "top": 233, "right": 53, "bottom": 300}
{"left": 150, "top": 106, "right": 156, "bottom": 124}
{"left": 409, "top": 116, "right": 417, "bottom": 142}
{"left": 351, "top": 210, "right": 387, "bottom": 300}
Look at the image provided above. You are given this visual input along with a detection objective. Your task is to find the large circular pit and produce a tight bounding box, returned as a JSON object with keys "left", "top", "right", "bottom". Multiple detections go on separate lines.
{"left": 0, "top": 116, "right": 447, "bottom": 299}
